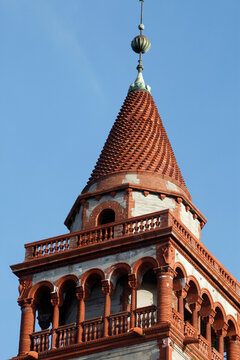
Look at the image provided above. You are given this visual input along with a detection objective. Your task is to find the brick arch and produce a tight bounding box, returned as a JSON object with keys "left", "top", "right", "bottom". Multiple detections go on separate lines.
{"left": 106, "top": 262, "right": 131, "bottom": 290}
{"left": 213, "top": 303, "right": 227, "bottom": 330}
{"left": 174, "top": 262, "right": 188, "bottom": 279}
{"left": 55, "top": 274, "right": 79, "bottom": 307}
{"left": 200, "top": 289, "right": 214, "bottom": 317}
{"left": 80, "top": 268, "right": 105, "bottom": 299}
{"left": 186, "top": 276, "right": 201, "bottom": 304}
{"left": 86, "top": 201, "right": 124, "bottom": 228}
{"left": 132, "top": 257, "right": 159, "bottom": 288}
{"left": 173, "top": 262, "right": 188, "bottom": 292}
{"left": 28, "top": 280, "right": 54, "bottom": 301}
{"left": 226, "top": 315, "right": 239, "bottom": 337}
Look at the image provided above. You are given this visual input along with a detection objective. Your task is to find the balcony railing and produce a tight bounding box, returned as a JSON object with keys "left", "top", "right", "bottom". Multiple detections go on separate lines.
{"left": 82, "top": 317, "right": 103, "bottom": 342}
{"left": 109, "top": 311, "right": 130, "bottom": 336}
{"left": 30, "top": 308, "right": 225, "bottom": 360}
{"left": 31, "top": 329, "right": 52, "bottom": 352}
{"left": 56, "top": 323, "right": 77, "bottom": 348}
{"left": 23, "top": 209, "right": 240, "bottom": 296}
{"left": 211, "top": 347, "right": 224, "bottom": 360}
{"left": 135, "top": 305, "right": 156, "bottom": 329}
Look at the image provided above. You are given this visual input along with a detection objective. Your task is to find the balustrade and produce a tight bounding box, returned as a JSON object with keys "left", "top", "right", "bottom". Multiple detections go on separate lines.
{"left": 184, "top": 321, "right": 196, "bottom": 338}
{"left": 109, "top": 311, "right": 130, "bottom": 336}
{"left": 197, "top": 335, "right": 210, "bottom": 357}
{"left": 31, "top": 329, "right": 52, "bottom": 352}
{"left": 135, "top": 305, "right": 156, "bottom": 329}
{"left": 56, "top": 323, "right": 76, "bottom": 348}
{"left": 172, "top": 308, "right": 184, "bottom": 332}
{"left": 23, "top": 210, "right": 239, "bottom": 297}
{"left": 211, "top": 347, "right": 224, "bottom": 360}
{"left": 82, "top": 317, "right": 103, "bottom": 342}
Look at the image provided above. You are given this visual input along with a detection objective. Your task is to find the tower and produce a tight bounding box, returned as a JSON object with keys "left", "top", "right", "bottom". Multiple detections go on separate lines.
{"left": 10, "top": 1, "right": 240, "bottom": 360}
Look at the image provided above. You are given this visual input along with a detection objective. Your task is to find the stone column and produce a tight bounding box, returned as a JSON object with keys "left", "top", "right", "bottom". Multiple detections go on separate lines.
{"left": 155, "top": 266, "right": 175, "bottom": 323}
{"left": 217, "top": 323, "right": 228, "bottom": 356}
{"left": 189, "top": 297, "right": 202, "bottom": 331}
{"left": 204, "top": 310, "right": 215, "bottom": 344}
{"left": 175, "top": 285, "right": 189, "bottom": 318}
{"left": 18, "top": 298, "right": 36, "bottom": 355}
{"left": 128, "top": 274, "right": 137, "bottom": 328}
{"left": 76, "top": 286, "right": 85, "bottom": 343}
{"left": 50, "top": 292, "right": 59, "bottom": 348}
{"left": 102, "top": 280, "right": 112, "bottom": 337}
{"left": 227, "top": 335, "right": 240, "bottom": 360}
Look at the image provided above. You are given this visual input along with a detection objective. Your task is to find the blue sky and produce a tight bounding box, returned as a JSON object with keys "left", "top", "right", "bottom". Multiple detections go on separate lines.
{"left": 0, "top": 1, "right": 239, "bottom": 358}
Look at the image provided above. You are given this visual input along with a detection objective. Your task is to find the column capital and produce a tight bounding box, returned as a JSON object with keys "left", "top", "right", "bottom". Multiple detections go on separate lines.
{"left": 217, "top": 322, "right": 229, "bottom": 337}
{"left": 189, "top": 296, "right": 203, "bottom": 312}
{"left": 101, "top": 280, "right": 113, "bottom": 295}
{"left": 154, "top": 265, "right": 176, "bottom": 278}
{"left": 18, "top": 297, "right": 36, "bottom": 310}
{"left": 128, "top": 273, "right": 137, "bottom": 289}
{"left": 204, "top": 309, "right": 216, "bottom": 325}
{"left": 175, "top": 283, "right": 190, "bottom": 299}
{"left": 76, "top": 285, "right": 85, "bottom": 300}
{"left": 50, "top": 292, "right": 59, "bottom": 307}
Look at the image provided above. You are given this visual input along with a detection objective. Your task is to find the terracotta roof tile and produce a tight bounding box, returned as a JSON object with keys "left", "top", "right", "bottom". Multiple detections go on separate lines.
{"left": 88, "top": 90, "right": 188, "bottom": 193}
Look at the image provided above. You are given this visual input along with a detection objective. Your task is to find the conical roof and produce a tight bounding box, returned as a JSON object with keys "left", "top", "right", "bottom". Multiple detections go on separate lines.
{"left": 86, "top": 90, "right": 189, "bottom": 198}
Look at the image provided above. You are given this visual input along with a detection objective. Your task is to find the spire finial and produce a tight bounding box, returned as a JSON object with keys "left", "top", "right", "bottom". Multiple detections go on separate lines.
{"left": 129, "top": 0, "right": 151, "bottom": 94}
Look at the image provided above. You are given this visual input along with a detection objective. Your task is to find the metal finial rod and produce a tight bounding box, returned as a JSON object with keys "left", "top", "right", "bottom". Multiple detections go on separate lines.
{"left": 140, "top": 0, "right": 144, "bottom": 35}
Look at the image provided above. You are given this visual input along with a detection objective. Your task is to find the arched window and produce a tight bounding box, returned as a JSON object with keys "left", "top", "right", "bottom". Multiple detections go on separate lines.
{"left": 59, "top": 281, "right": 77, "bottom": 326}
{"left": 35, "top": 286, "right": 53, "bottom": 331}
{"left": 110, "top": 275, "right": 130, "bottom": 314}
{"left": 98, "top": 209, "right": 115, "bottom": 226}
{"left": 84, "top": 276, "right": 105, "bottom": 320}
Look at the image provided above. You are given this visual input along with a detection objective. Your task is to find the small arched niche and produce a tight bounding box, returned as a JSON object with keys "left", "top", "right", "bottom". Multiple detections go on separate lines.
{"left": 98, "top": 209, "right": 115, "bottom": 226}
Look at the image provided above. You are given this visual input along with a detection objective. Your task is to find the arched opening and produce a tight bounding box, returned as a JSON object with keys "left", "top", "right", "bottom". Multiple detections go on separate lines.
{"left": 212, "top": 307, "right": 225, "bottom": 352}
{"left": 84, "top": 274, "right": 105, "bottom": 320}
{"left": 35, "top": 286, "right": 53, "bottom": 331}
{"left": 184, "top": 280, "right": 199, "bottom": 327}
{"left": 59, "top": 280, "right": 77, "bottom": 326}
{"left": 199, "top": 293, "right": 212, "bottom": 339}
{"left": 137, "top": 269, "right": 157, "bottom": 308}
{"left": 111, "top": 275, "right": 130, "bottom": 314}
{"left": 98, "top": 209, "right": 115, "bottom": 226}
{"left": 173, "top": 267, "right": 186, "bottom": 313}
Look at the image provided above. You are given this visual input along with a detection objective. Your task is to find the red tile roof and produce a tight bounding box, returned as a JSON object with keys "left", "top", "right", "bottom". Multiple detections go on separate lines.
{"left": 88, "top": 90, "right": 188, "bottom": 193}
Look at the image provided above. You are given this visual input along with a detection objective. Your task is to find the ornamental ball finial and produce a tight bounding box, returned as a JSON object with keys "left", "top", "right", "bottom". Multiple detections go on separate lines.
{"left": 131, "top": 35, "right": 151, "bottom": 54}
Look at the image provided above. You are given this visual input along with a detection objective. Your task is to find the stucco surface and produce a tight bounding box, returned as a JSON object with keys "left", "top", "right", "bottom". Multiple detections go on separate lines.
{"left": 167, "top": 181, "right": 180, "bottom": 192}
{"left": 67, "top": 341, "right": 160, "bottom": 360}
{"left": 122, "top": 174, "right": 140, "bottom": 184}
{"left": 180, "top": 203, "right": 200, "bottom": 239}
{"left": 86, "top": 191, "right": 126, "bottom": 220}
{"left": 32, "top": 245, "right": 156, "bottom": 285}
{"left": 131, "top": 191, "right": 176, "bottom": 217}
{"left": 172, "top": 344, "right": 192, "bottom": 359}
{"left": 70, "top": 205, "right": 84, "bottom": 232}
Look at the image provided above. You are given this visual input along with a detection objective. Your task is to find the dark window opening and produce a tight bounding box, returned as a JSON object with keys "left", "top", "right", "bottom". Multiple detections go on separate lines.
{"left": 36, "top": 288, "right": 53, "bottom": 330}
{"left": 211, "top": 326, "right": 219, "bottom": 351}
{"left": 59, "top": 285, "right": 77, "bottom": 326}
{"left": 200, "top": 318, "right": 207, "bottom": 338}
{"left": 98, "top": 209, "right": 115, "bottom": 226}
